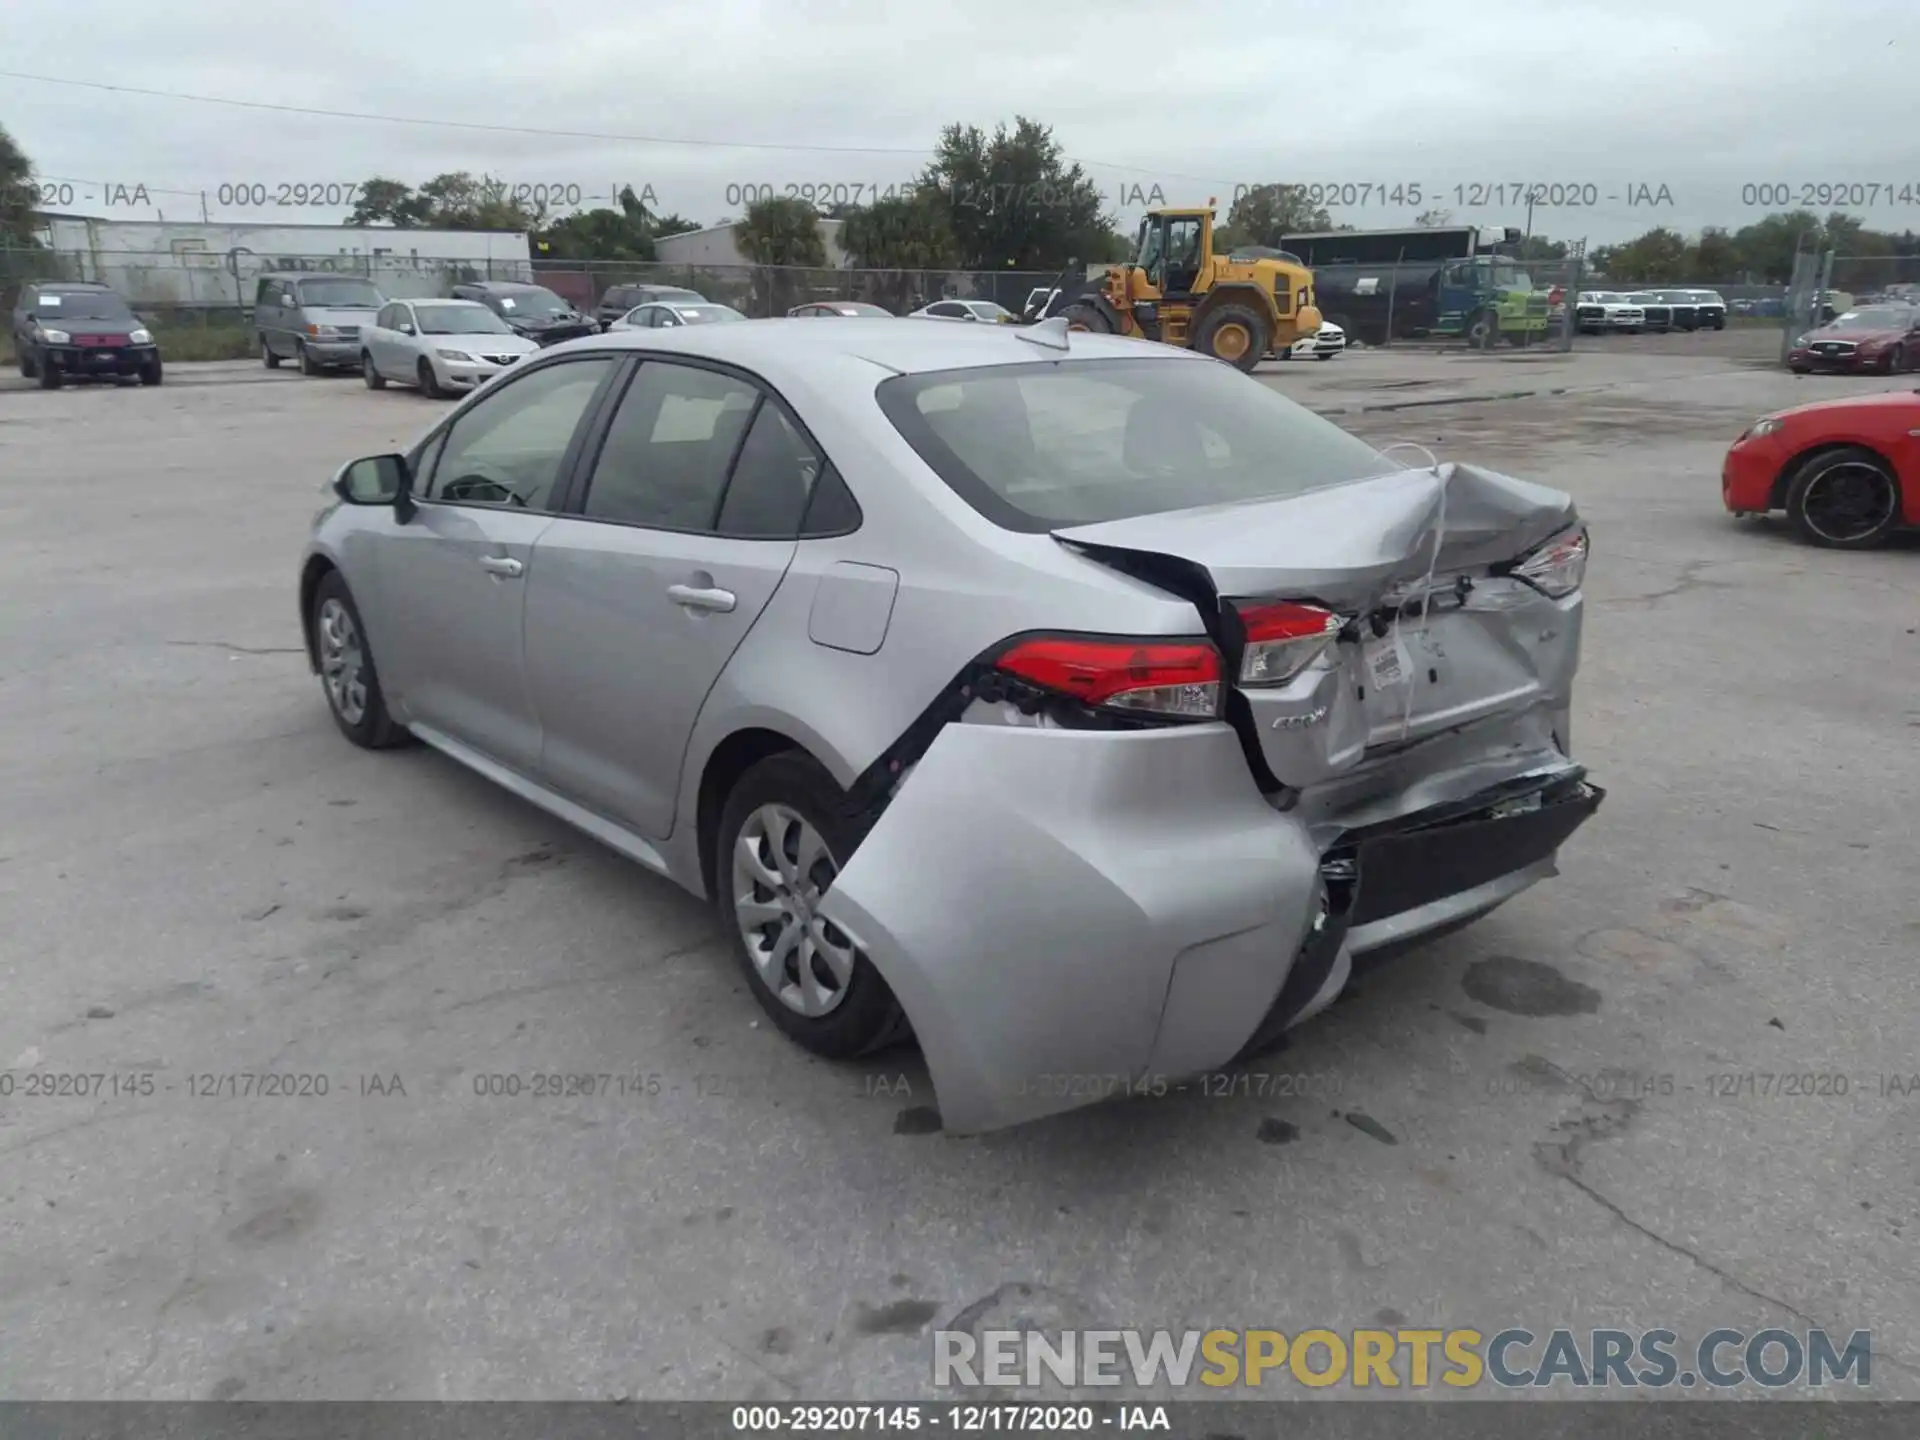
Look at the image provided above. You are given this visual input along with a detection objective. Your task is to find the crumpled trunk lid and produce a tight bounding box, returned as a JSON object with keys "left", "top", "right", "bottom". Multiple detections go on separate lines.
{"left": 1053, "top": 462, "right": 1582, "bottom": 793}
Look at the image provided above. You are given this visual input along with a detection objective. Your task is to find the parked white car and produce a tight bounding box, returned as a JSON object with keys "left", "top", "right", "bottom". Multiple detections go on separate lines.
{"left": 911, "top": 299, "right": 1017, "bottom": 324}
{"left": 1574, "top": 292, "right": 1645, "bottom": 334}
{"left": 360, "top": 299, "right": 539, "bottom": 398}
{"left": 1283, "top": 320, "right": 1346, "bottom": 360}
{"left": 609, "top": 301, "right": 750, "bottom": 332}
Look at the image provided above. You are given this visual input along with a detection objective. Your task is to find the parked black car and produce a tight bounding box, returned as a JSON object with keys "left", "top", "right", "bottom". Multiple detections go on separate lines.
{"left": 1626, "top": 292, "right": 1674, "bottom": 332}
{"left": 1673, "top": 289, "right": 1727, "bottom": 329}
{"left": 449, "top": 282, "right": 597, "bottom": 346}
{"left": 593, "top": 283, "right": 707, "bottom": 331}
{"left": 10, "top": 281, "right": 162, "bottom": 389}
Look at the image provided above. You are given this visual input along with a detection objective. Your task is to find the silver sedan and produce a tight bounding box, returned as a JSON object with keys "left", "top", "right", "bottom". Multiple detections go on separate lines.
{"left": 300, "top": 318, "right": 1601, "bottom": 1133}
{"left": 609, "top": 301, "right": 749, "bottom": 331}
{"left": 359, "top": 299, "right": 539, "bottom": 398}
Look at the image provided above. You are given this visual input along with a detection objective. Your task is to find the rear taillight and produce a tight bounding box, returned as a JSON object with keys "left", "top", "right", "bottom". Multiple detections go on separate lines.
{"left": 1235, "top": 601, "right": 1343, "bottom": 686}
{"left": 1511, "top": 525, "right": 1589, "bottom": 598}
{"left": 993, "top": 636, "right": 1223, "bottom": 721}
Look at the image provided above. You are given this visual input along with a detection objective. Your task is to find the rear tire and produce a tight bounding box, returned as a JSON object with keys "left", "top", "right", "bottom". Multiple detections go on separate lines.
{"left": 261, "top": 336, "right": 281, "bottom": 369}
{"left": 363, "top": 352, "right": 386, "bottom": 390}
{"left": 1194, "top": 303, "right": 1270, "bottom": 372}
{"left": 416, "top": 358, "right": 444, "bottom": 399}
{"left": 311, "top": 570, "right": 408, "bottom": 749}
{"left": 1785, "top": 446, "right": 1902, "bottom": 550}
{"left": 714, "top": 752, "right": 909, "bottom": 1060}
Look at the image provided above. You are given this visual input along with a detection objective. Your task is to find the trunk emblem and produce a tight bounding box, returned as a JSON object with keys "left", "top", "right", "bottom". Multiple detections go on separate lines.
{"left": 1271, "top": 705, "right": 1330, "bottom": 730}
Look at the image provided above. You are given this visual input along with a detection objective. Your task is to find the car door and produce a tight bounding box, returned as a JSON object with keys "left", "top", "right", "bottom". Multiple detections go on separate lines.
{"left": 371, "top": 354, "right": 622, "bottom": 774}
{"left": 521, "top": 358, "right": 817, "bottom": 838}
{"left": 388, "top": 302, "right": 423, "bottom": 378}
{"left": 366, "top": 303, "right": 397, "bottom": 373}
{"left": 256, "top": 280, "right": 285, "bottom": 354}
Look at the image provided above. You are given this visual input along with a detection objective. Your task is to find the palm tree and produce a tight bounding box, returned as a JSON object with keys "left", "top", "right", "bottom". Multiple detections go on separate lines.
{"left": 733, "top": 196, "right": 826, "bottom": 314}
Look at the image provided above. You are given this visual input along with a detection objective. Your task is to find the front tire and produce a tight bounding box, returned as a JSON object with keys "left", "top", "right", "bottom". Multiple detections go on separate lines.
{"left": 139, "top": 357, "right": 163, "bottom": 386}
{"left": 1785, "top": 446, "right": 1903, "bottom": 550}
{"left": 1882, "top": 344, "right": 1904, "bottom": 374}
{"left": 261, "top": 336, "right": 281, "bottom": 369}
{"left": 1466, "top": 309, "right": 1500, "bottom": 350}
{"left": 1194, "top": 303, "right": 1271, "bottom": 372}
{"left": 1060, "top": 299, "right": 1114, "bottom": 334}
{"left": 38, "top": 355, "right": 62, "bottom": 390}
{"left": 311, "top": 571, "right": 408, "bottom": 749}
{"left": 715, "top": 753, "right": 908, "bottom": 1059}
{"left": 297, "top": 341, "right": 321, "bottom": 377}
{"left": 363, "top": 352, "right": 386, "bottom": 389}
{"left": 18, "top": 343, "right": 37, "bottom": 378}
{"left": 417, "top": 358, "right": 445, "bottom": 399}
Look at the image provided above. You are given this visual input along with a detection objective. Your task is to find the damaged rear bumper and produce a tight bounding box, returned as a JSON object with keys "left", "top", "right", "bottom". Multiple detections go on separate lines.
{"left": 817, "top": 723, "right": 1601, "bottom": 1134}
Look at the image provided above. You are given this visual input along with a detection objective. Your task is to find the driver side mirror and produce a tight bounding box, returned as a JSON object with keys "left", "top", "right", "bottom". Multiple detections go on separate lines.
{"left": 333, "top": 453, "right": 409, "bottom": 507}
{"left": 398, "top": 323, "right": 415, "bottom": 336}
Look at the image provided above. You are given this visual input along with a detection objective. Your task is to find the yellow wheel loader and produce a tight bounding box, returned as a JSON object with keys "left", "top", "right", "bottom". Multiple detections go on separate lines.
{"left": 1060, "top": 205, "right": 1321, "bottom": 371}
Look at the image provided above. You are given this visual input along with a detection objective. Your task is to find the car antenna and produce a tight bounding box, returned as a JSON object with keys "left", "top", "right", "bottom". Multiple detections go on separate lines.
{"left": 1018, "top": 315, "right": 1072, "bottom": 351}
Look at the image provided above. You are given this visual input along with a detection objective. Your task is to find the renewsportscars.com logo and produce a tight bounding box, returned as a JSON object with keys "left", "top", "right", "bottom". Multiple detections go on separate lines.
{"left": 934, "top": 1327, "right": 1873, "bottom": 1391}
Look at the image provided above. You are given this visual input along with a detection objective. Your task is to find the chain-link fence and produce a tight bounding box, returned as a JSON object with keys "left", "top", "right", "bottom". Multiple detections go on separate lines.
{"left": 529, "top": 259, "right": 1065, "bottom": 319}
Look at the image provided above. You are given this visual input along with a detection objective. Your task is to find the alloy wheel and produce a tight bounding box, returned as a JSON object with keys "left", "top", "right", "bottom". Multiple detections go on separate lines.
{"left": 1801, "top": 462, "right": 1897, "bottom": 545}
{"left": 317, "top": 597, "right": 368, "bottom": 724}
{"left": 731, "top": 803, "right": 861, "bottom": 1017}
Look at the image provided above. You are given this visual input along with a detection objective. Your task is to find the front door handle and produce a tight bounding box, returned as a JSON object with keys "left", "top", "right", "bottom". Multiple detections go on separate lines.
{"left": 478, "top": 554, "right": 524, "bottom": 578}
{"left": 667, "top": 583, "right": 737, "bottom": 613}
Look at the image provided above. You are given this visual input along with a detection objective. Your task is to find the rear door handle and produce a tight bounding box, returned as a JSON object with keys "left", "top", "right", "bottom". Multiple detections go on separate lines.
{"left": 667, "top": 583, "right": 736, "bottom": 613}
{"left": 478, "top": 554, "right": 524, "bottom": 578}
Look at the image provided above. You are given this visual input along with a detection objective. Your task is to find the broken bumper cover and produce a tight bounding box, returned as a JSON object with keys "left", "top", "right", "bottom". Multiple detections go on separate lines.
{"left": 817, "top": 723, "right": 1602, "bottom": 1134}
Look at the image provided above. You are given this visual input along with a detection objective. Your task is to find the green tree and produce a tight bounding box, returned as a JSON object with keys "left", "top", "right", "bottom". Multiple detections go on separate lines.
{"left": 345, "top": 172, "right": 541, "bottom": 231}
{"left": 651, "top": 212, "right": 701, "bottom": 239}
{"left": 733, "top": 195, "right": 827, "bottom": 266}
{"left": 734, "top": 195, "right": 827, "bottom": 314}
{"left": 918, "top": 116, "right": 1114, "bottom": 270}
{"left": 346, "top": 177, "right": 427, "bottom": 228}
{"left": 2, "top": 121, "right": 48, "bottom": 249}
{"left": 839, "top": 189, "right": 958, "bottom": 269}
{"left": 1691, "top": 226, "right": 1739, "bottom": 279}
{"left": 538, "top": 207, "right": 655, "bottom": 261}
{"left": 1215, "top": 184, "right": 1334, "bottom": 251}
{"left": 1594, "top": 226, "right": 1691, "bottom": 283}
{"left": 1726, "top": 210, "right": 1824, "bottom": 282}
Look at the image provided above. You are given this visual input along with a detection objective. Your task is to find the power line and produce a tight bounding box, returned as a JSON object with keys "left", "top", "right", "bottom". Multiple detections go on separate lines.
{"left": 1, "top": 70, "right": 1236, "bottom": 186}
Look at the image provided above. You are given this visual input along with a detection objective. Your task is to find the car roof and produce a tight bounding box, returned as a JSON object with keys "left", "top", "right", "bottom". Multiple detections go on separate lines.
{"left": 264, "top": 271, "right": 376, "bottom": 281}
{"left": 31, "top": 280, "right": 112, "bottom": 291}
{"left": 405, "top": 297, "right": 487, "bottom": 307}
{"left": 547, "top": 316, "right": 1205, "bottom": 380}
{"left": 462, "top": 281, "right": 550, "bottom": 293}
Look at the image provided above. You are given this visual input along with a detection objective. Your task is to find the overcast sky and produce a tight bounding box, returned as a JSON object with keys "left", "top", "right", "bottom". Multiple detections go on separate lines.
{"left": 6, "top": 0, "right": 1916, "bottom": 245}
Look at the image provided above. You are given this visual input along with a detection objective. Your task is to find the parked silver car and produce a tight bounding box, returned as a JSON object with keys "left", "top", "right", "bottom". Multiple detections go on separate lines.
{"left": 911, "top": 298, "right": 1017, "bottom": 324}
{"left": 359, "top": 298, "right": 540, "bottom": 397}
{"left": 608, "top": 301, "right": 750, "bottom": 331}
{"left": 255, "top": 272, "right": 386, "bottom": 374}
{"left": 300, "top": 319, "right": 1602, "bottom": 1133}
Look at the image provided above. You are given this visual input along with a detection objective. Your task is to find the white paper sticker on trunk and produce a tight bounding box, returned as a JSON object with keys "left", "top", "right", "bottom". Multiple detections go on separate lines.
{"left": 1365, "top": 633, "right": 1411, "bottom": 690}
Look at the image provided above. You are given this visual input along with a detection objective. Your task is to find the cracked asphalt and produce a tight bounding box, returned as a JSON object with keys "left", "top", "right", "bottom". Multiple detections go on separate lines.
{"left": 2, "top": 354, "right": 1916, "bottom": 1404}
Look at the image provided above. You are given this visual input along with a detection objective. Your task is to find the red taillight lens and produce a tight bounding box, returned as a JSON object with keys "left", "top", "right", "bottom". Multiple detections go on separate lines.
{"left": 1236, "top": 601, "right": 1343, "bottom": 686}
{"left": 994, "top": 636, "right": 1223, "bottom": 720}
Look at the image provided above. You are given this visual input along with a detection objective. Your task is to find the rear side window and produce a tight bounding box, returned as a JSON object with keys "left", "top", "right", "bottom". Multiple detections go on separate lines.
{"left": 876, "top": 357, "right": 1398, "bottom": 533}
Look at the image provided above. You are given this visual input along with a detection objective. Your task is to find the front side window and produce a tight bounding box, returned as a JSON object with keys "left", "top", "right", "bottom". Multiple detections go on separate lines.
{"left": 878, "top": 357, "right": 1398, "bottom": 533}
{"left": 579, "top": 362, "right": 760, "bottom": 530}
{"left": 425, "top": 358, "right": 616, "bottom": 511}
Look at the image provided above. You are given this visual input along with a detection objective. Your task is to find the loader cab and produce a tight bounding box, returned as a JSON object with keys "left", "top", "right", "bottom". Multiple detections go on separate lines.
{"left": 1133, "top": 208, "right": 1212, "bottom": 297}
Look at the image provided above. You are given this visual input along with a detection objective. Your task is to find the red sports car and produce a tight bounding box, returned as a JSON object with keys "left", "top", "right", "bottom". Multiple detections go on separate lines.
{"left": 1722, "top": 390, "right": 1920, "bottom": 548}
{"left": 1787, "top": 303, "right": 1920, "bottom": 375}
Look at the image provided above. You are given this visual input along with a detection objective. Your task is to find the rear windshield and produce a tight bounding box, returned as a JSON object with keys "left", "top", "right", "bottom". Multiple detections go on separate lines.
{"left": 876, "top": 357, "right": 1399, "bottom": 533}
